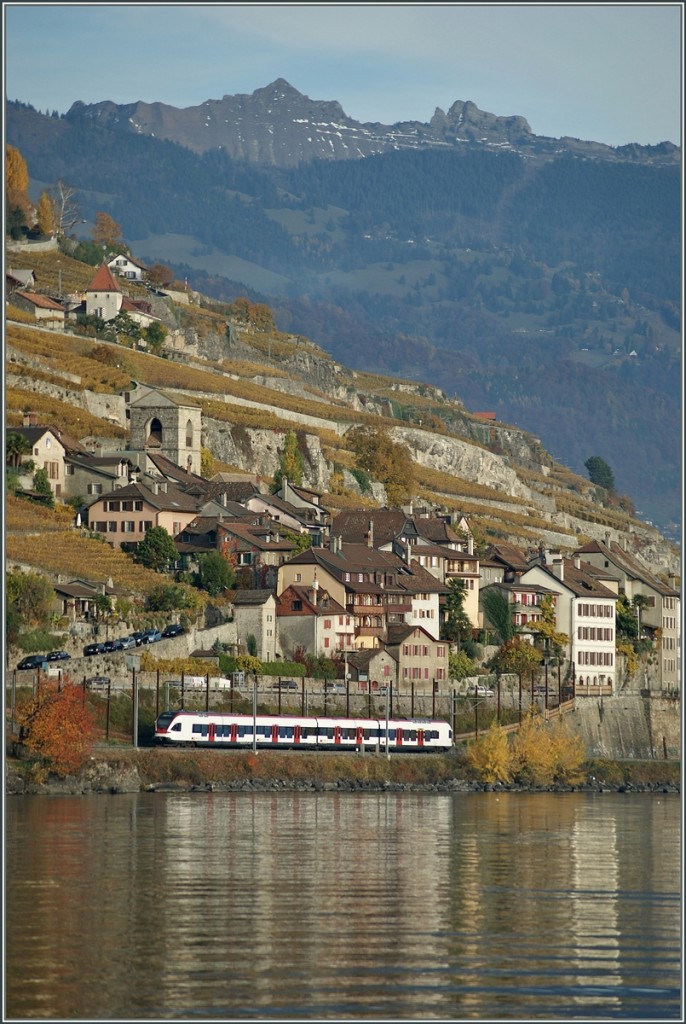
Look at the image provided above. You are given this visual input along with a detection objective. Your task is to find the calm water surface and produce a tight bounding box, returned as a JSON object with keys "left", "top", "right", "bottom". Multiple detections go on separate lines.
{"left": 4, "top": 791, "right": 681, "bottom": 1021}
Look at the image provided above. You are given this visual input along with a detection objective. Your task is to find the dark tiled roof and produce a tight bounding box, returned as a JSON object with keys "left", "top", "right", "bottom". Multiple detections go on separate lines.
{"left": 575, "top": 540, "right": 679, "bottom": 596}
{"left": 230, "top": 589, "right": 276, "bottom": 605}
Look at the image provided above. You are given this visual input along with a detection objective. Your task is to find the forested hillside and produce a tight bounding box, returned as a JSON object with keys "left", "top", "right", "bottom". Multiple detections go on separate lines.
{"left": 6, "top": 99, "right": 681, "bottom": 530}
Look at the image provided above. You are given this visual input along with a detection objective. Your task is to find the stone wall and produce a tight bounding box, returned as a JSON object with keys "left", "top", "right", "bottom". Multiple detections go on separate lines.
{"left": 564, "top": 696, "right": 680, "bottom": 760}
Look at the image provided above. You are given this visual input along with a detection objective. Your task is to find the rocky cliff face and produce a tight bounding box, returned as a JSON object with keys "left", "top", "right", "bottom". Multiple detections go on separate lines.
{"left": 67, "top": 80, "right": 679, "bottom": 167}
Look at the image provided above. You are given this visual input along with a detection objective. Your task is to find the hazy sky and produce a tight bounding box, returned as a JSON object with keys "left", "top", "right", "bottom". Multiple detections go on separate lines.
{"left": 3, "top": 2, "right": 683, "bottom": 147}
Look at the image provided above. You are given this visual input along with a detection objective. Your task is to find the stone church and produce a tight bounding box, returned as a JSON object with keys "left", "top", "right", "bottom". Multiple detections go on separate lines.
{"left": 128, "top": 387, "right": 202, "bottom": 476}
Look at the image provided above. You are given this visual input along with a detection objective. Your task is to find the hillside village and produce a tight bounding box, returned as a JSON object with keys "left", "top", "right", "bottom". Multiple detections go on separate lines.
{"left": 5, "top": 238, "right": 681, "bottom": 700}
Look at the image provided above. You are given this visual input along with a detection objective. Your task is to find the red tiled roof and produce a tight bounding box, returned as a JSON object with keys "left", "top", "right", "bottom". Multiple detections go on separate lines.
{"left": 15, "top": 291, "right": 65, "bottom": 311}
{"left": 86, "top": 264, "right": 121, "bottom": 293}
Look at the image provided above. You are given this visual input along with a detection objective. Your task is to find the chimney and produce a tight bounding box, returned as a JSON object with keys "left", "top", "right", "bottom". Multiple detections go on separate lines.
{"left": 367, "top": 520, "right": 374, "bottom": 548}
{"left": 551, "top": 554, "right": 564, "bottom": 581}
{"left": 221, "top": 492, "right": 227, "bottom": 507}
{"left": 574, "top": 557, "right": 581, "bottom": 569}
{"left": 23, "top": 412, "right": 38, "bottom": 427}
{"left": 605, "top": 531, "right": 612, "bottom": 549}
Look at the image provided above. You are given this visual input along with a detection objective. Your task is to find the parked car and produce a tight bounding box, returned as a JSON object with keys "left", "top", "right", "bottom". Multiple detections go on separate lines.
{"left": 324, "top": 681, "right": 346, "bottom": 694}
{"left": 102, "top": 639, "right": 124, "bottom": 653}
{"left": 119, "top": 635, "right": 137, "bottom": 650}
{"left": 272, "top": 679, "right": 298, "bottom": 691}
{"left": 472, "top": 685, "right": 494, "bottom": 697}
{"left": 129, "top": 632, "right": 148, "bottom": 647}
{"left": 83, "top": 643, "right": 105, "bottom": 657}
{"left": 17, "top": 654, "right": 49, "bottom": 671}
{"left": 140, "top": 629, "right": 162, "bottom": 644}
{"left": 46, "top": 650, "right": 71, "bottom": 662}
{"left": 162, "top": 623, "right": 185, "bottom": 638}
{"left": 85, "top": 675, "right": 110, "bottom": 690}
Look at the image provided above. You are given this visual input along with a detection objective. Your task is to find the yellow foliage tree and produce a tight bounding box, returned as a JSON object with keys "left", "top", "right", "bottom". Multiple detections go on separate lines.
{"left": 510, "top": 712, "right": 586, "bottom": 787}
{"left": 36, "top": 190, "right": 56, "bottom": 236}
{"left": 466, "top": 724, "right": 512, "bottom": 784}
{"left": 6, "top": 144, "right": 29, "bottom": 192}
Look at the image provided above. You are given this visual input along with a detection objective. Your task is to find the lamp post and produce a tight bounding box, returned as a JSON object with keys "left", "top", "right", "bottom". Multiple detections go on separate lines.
{"left": 252, "top": 672, "right": 258, "bottom": 753}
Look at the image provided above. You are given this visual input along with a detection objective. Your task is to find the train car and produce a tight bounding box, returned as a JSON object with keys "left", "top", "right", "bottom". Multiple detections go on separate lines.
{"left": 154, "top": 710, "right": 452, "bottom": 752}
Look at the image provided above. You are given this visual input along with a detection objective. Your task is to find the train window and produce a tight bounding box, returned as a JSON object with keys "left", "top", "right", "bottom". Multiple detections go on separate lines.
{"left": 192, "top": 724, "right": 208, "bottom": 736}
{"left": 171, "top": 723, "right": 182, "bottom": 732}
{"left": 237, "top": 726, "right": 249, "bottom": 737}
{"left": 325, "top": 728, "right": 334, "bottom": 739}
{"left": 409, "top": 731, "right": 417, "bottom": 741}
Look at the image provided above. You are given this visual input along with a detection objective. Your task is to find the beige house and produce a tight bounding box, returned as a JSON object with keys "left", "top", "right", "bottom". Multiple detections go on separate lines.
{"left": 86, "top": 478, "right": 201, "bottom": 548}
{"left": 11, "top": 424, "right": 67, "bottom": 498}
{"left": 12, "top": 290, "right": 65, "bottom": 329}
{"left": 383, "top": 624, "right": 450, "bottom": 691}
{"left": 276, "top": 583, "right": 354, "bottom": 659}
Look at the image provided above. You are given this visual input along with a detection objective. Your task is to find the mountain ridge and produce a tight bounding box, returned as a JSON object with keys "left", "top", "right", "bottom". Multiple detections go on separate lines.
{"left": 64, "top": 78, "right": 679, "bottom": 167}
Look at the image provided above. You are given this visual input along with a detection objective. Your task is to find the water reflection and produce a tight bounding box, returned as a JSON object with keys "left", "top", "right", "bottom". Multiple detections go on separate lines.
{"left": 5, "top": 792, "right": 680, "bottom": 1020}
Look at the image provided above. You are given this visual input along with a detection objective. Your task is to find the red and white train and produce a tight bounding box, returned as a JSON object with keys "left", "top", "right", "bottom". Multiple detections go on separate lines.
{"left": 154, "top": 710, "right": 453, "bottom": 752}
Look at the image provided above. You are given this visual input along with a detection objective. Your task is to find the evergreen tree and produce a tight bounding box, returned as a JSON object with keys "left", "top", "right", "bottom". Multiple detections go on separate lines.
{"left": 584, "top": 455, "right": 616, "bottom": 491}
{"left": 135, "top": 526, "right": 178, "bottom": 572}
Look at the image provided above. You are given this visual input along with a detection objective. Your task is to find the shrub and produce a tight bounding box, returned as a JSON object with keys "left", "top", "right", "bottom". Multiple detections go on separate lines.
{"left": 466, "top": 725, "right": 512, "bottom": 784}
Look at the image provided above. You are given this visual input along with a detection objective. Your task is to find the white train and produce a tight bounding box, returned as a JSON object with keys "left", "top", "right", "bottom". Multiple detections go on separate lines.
{"left": 154, "top": 710, "right": 453, "bottom": 752}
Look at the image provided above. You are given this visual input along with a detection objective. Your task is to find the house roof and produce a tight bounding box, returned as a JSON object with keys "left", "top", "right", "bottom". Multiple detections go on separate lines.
{"left": 484, "top": 542, "right": 529, "bottom": 572}
{"left": 88, "top": 479, "right": 201, "bottom": 513}
{"left": 10, "top": 425, "right": 64, "bottom": 448}
{"left": 384, "top": 623, "right": 437, "bottom": 646}
{"left": 229, "top": 589, "right": 276, "bottom": 606}
{"left": 575, "top": 540, "right": 679, "bottom": 597}
{"left": 128, "top": 386, "right": 201, "bottom": 409}
{"left": 15, "top": 290, "right": 65, "bottom": 311}
{"left": 524, "top": 560, "right": 618, "bottom": 600}
{"left": 86, "top": 264, "right": 122, "bottom": 293}
{"left": 277, "top": 584, "right": 346, "bottom": 617}
{"left": 218, "top": 521, "right": 295, "bottom": 552}
{"left": 108, "top": 253, "right": 148, "bottom": 271}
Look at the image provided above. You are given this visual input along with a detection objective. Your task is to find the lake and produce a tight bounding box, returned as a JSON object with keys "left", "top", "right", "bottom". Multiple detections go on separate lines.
{"left": 4, "top": 791, "right": 681, "bottom": 1020}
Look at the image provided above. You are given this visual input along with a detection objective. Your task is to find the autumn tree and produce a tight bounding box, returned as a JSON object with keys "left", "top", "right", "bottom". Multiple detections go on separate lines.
{"left": 6, "top": 144, "right": 33, "bottom": 236}
{"left": 147, "top": 263, "right": 174, "bottom": 287}
{"left": 15, "top": 677, "right": 98, "bottom": 778}
{"left": 347, "top": 424, "right": 415, "bottom": 507}
{"left": 92, "top": 211, "right": 123, "bottom": 249}
{"left": 200, "top": 446, "right": 215, "bottom": 478}
{"left": 530, "top": 594, "right": 569, "bottom": 664}
{"left": 272, "top": 430, "right": 305, "bottom": 492}
{"left": 491, "top": 635, "right": 541, "bottom": 681}
{"left": 36, "top": 190, "right": 57, "bottom": 236}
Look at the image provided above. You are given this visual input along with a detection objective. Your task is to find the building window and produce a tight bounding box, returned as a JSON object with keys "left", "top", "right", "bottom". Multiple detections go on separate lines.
{"left": 295, "top": 573, "right": 302, "bottom": 582}
{"left": 88, "top": 483, "right": 103, "bottom": 495}
{"left": 108, "top": 521, "right": 117, "bottom": 532}
{"left": 65, "top": 464, "right": 75, "bottom": 476}
{"left": 122, "top": 521, "right": 136, "bottom": 533}
{"left": 134, "top": 500, "right": 143, "bottom": 511}
{"left": 108, "top": 500, "right": 121, "bottom": 512}
{"left": 324, "top": 637, "right": 330, "bottom": 648}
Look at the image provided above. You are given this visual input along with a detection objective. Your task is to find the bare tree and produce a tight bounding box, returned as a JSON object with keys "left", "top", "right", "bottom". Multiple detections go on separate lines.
{"left": 52, "top": 179, "right": 81, "bottom": 235}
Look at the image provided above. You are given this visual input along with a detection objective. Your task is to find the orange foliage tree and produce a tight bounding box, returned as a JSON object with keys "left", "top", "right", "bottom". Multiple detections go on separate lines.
{"left": 15, "top": 676, "right": 97, "bottom": 777}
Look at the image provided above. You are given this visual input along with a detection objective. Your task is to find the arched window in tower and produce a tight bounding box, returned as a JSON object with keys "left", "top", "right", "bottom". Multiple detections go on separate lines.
{"left": 147, "top": 417, "right": 163, "bottom": 447}
{"left": 186, "top": 419, "right": 194, "bottom": 448}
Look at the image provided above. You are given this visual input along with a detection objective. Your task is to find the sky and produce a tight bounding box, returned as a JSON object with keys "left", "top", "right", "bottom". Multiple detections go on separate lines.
{"left": 3, "top": 2, "right": 683, "bottom": 148}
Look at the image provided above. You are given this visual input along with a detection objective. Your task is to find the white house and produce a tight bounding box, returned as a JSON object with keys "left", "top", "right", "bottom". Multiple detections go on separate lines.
{"left": 521, "top": 554, "right": 618, "bottom": 695}
{"left": 107, "top": 253, "right": 148, "bottom": 281}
